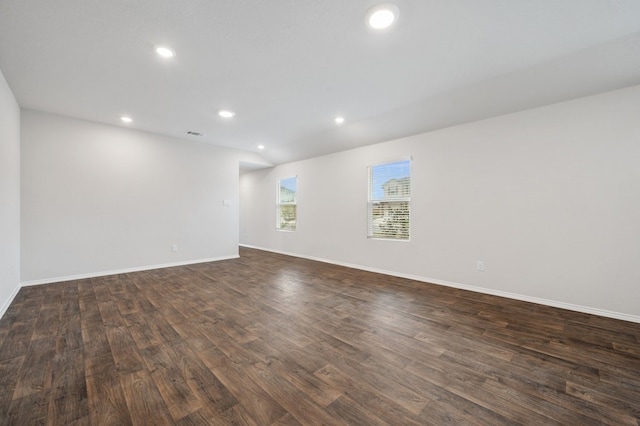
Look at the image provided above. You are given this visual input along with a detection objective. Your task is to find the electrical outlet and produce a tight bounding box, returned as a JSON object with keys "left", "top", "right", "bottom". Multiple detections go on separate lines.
{"left": 477, "top": 261, "right": 484, "bottom": 271}
{"left": 171, "top": 244, "right": 178, "bottom": 252}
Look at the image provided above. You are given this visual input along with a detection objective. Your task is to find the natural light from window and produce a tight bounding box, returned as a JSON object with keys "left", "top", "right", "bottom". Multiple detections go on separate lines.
{"left": 277, "top": 176, "right": 297, "bottom": 231}
{"left": 368, "top": 160, "right": 410, "bottom": 240}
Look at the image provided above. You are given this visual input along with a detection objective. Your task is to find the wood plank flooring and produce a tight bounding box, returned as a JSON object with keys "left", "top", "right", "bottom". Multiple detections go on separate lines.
{"left": 1, "top": 247, "right": 639, "bottom": 425}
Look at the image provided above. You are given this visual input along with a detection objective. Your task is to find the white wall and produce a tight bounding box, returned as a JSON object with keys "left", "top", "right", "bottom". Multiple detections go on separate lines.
{"left": 21, "top": 110, "right": 245, "bottom": 282}
{"left": 240, "top": 85, "right": 640, "bottom": 321}
{"left": 0, "top": 69, "right": 21, "bottom": 318}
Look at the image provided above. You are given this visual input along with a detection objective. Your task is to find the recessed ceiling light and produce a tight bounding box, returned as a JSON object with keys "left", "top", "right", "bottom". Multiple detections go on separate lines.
{"left": 155, "top": 46, "right": 175, "bottom": 58}
{"left": 365, "top": 3, "right": 399, "bottom": 30}
{"left": 335, "top": 116, "right": 345, "bottom": 124}
{"left": 218, "top": 110, "right": 235, "bottom": 118}
{"left": 257, "top": 145, "right": 265, "bottom": 150}
{"left": 121, "top": 116, "right": 133, "bottom": 123}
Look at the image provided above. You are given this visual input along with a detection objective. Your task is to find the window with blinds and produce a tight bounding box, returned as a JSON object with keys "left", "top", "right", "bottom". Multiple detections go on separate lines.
{"left": 276, "top": 176, "right": 297, "bottom": 231}
{"left": 368, "top": 160, "right": 410, "bottom": 240}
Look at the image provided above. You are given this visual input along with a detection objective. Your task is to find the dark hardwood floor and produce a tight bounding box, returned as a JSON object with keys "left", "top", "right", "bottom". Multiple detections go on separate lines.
{"left": 1, "top": 247, "right": 639, "bottom": 425}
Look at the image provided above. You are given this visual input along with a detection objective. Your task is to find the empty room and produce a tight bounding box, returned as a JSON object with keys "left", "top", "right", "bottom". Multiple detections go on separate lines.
{"left": 1, "top": 0, "right": 639, "bottom": 424}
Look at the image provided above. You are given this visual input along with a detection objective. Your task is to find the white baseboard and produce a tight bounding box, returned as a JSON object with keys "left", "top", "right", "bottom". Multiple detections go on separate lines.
{"left": 0, "top": 283, "right": 22, "bottom": 320}
{"left": 240, "top": 244, "right": 640, "bottom": 324}
{"left": 20, "top": 255, "right": 239, "bottom": 287}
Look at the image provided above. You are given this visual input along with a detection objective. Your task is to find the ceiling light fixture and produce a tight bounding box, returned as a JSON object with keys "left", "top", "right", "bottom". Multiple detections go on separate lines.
{"left": 155, "top": 46, "right": 175, "bottom": 58}
{"left": 257, "top": 145, "right": 265, "bottom": 150}
{"left": 335, "top": 116, "right": 345, "bottom": 124}
{"left": 365, "top": 3, "right": 399, "bottom": 30}
{"left": 218, "top": 110, "right": 235, "bottom": 118}
{"left": 120, "top": 116, "right": 133, "bottom": 123}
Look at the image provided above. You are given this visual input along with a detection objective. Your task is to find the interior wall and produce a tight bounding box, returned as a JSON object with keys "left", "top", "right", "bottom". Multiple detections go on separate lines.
{"left": 0, "top": 70, "right": 21, "bottom": 317}
{"left": 240, "top": 84, "right": 640, "bottom": 320}
{"left": 21, "top": 110, "right": 243, "bottom": 283}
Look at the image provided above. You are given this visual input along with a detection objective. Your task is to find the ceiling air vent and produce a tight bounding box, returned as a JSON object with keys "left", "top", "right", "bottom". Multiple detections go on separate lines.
{"left": 186, "top": 131, "right": 205, "bottom": 136}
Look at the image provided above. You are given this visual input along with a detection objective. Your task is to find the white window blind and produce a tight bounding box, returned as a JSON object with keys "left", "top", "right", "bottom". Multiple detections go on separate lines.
{"left": 368, "top": 160, "right": 410, "bottom": 240}
{"left": 276, "top": 176, "right": 297, "bottom": 231}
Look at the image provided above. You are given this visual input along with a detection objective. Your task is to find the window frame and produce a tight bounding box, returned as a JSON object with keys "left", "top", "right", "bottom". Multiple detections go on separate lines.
{"left": 367, "top": 159, "right": 411, "bottom": 241}
{"left": 276, "top": 176, "right": 297, "bottom": 232}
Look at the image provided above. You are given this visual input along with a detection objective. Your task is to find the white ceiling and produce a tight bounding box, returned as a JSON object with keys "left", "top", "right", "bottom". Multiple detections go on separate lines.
{"left": 2, "top": 0, "right": 640, "bottom": 166}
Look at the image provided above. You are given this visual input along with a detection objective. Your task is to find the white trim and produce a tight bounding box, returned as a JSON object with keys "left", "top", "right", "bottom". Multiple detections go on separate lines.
{"left": 20, "top": 255, "right": 239, "bottom": 287}
{"left": 239, "top": 244, "right": 640, "bottom": 324}
{"left": 0, "top": 284, "right": 22, "bottom": 320}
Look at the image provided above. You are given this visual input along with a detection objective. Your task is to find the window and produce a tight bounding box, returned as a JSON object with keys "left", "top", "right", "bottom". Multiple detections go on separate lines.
{"left": 277, "top": 176, "right": 297, "bottom": 231}
{"left": 368, "top": 160, "right": 410, "bottom": 240}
